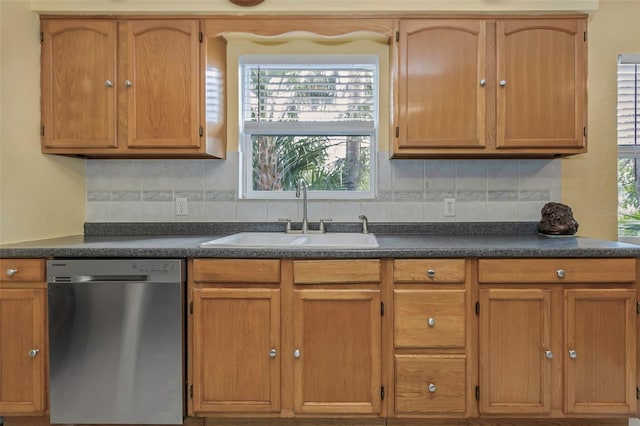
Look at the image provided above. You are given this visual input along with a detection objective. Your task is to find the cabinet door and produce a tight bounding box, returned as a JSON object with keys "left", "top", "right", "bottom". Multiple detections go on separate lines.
{"left": 496, "top": 19, "right": 586, "bottom": 150}
{"left": 565, "top": 289, "right": 637, "bottom": 414}
{"left": 395, "top": 20, "right": 487, "bottom": 153}
{"left": 293, "top": 289, "right": 381, "bottom": 414}
{"left": 41, "top": 19, "right": 117, "bottom": 150}
{"left": 121, "top": 20, "right": 200, "bottom": 149}
{"left": 191, "top": 288, "right": 280, "bottom": 413}
{"left": 0, "top": 288, "right": 46, "bottom": 413}
{"left": 479, "top": 288, "right": 552, "bottom": 414}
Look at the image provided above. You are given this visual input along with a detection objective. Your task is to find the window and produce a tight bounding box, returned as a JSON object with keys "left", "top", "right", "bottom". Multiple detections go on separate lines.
{"left": 617, "top": 54, "right": 640, "bottom": 236}
{"left": 239, "top": 55, "right": 377, "bottom": 199}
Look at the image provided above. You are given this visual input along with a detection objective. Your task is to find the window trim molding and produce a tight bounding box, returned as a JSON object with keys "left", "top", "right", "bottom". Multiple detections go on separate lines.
{"left": 238, "top": 53, "right": 379, "bottom": 200}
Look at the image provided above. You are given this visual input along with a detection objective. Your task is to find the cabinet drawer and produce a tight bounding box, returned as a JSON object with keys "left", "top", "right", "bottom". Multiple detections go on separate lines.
{"left": 293, "top": 260, "right": 380, "bottom": 284}
{"left": 192, "top": 259, "right": 280, "bottom": 283}
{"left": 394, "top": 259, "right": 465, "bottom": 283}
{"left": 0, "top": 259, "right": 45, "bottom": 282}
{"left": 395, "top": 355, "right": 466, "bottom": 415}
{"left": 478, "top": 258, "right": 636, "bottom": 283}
{"left": 394, "top": 290, "right": 465, "bottom": 348}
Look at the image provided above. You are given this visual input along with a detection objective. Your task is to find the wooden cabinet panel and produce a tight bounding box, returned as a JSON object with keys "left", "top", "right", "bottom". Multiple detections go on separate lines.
{"left": 479, "top": 288, "right": 552, "bottom": 415}
{"left": 293, "top": 289, "right": 381, "bottom": 414}
{"left": 394, "top": 259, "right": 466, "bottom": 283}
{"left": 0, "top": 287, "right": 46, "bottom": 413}
{"left": 496, "top": 19, "right": 586, "bottom": 150}
{"left": 121, "top": 20, "right": 200, "bottom": 149}
{"left": 192, "top": 259, "right": 280, "bottom": 283}
{"left": 395, "top": 19, "right": 487, "bottom": 152}
{"left": 478, "top": 258, "right": 636, "bottom": 284}
{"left": 395, "top": 355, "right": 466, "bottom": 415}
{"left": 293, "top": 260, "right": 380, "bottom": 284}
{"left": 41, "top": 20, "right": 117, "bottom": 150}
{"left": 0, "top": 259, "right": 45, "bottom": 283}
{"left": 564, "top": 289, "right": 636, "bottom": 414}
{"left": 191, "top": 288, "right": 280, "bottom": 413}
{"left": 394, "top": 290, "right": 465, "bottom": 349}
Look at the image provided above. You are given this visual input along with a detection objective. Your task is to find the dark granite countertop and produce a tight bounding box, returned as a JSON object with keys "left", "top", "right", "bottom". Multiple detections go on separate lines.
{"left": 1, "top": 222, "right": 639, "bottom": 259}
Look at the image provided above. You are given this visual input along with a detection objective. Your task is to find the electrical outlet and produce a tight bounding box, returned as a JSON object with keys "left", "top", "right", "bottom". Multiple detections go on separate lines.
{"left": 444, "top": 198, "right": 456, "bottom": 217}
{"left": 176, "top": 197, "right": 188, "bottom": 216}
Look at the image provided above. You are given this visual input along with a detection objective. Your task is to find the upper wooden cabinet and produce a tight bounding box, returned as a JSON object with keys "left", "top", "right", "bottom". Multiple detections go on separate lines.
{"left": 392, "top": 17, "right": 587, "bottom": 158}
{"left": 41, "top": 18, "right": 225, "bottom": 158}
{"left": 0, "top": 259, "right": 47, "bottom": 415}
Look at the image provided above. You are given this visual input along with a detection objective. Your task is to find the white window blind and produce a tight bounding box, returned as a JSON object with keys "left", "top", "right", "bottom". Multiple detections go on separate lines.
{"left": 617, "top": 54, "right": 640, "bottom": 149}
{"left": 242, "top": 56, "right": 376, "bottom": 125}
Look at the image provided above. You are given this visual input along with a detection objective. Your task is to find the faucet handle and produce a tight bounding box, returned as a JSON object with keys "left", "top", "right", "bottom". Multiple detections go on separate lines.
{"left": 278, "top": 218, "right": 292, "bottom": 233}
{"left": 319, "top": 218, "right": 333, "bottom": 233}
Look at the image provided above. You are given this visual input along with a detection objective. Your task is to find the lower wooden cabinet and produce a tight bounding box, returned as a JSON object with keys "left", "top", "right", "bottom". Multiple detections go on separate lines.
{"left": 391, "top": 259, "right": 470, "bottom": 418}
{"left": 186, "top": 256, "right": 639, "bottom": 421}
{"left": 478, "top": 259, "right": 638, "bottom": 417}
{"left": 188, "top": 259, "right": 383, "bottom": 417}
{"left": 0, "top": 259, "right": 47, "bottom": 415}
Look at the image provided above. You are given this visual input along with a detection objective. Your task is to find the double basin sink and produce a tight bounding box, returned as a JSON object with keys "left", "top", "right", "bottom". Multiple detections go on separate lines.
{"left": 200, "top": 232, "right": 378, "bottom": 248}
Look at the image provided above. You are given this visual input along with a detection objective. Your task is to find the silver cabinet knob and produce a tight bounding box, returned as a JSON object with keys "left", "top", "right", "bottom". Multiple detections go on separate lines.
{"left": 427, "top": 317, "right": 436, "bottom": 327}
{"left": 428, "top": 383, "right": 437, "bottom": 393}
{"left": 556, "top": 269, "right": 566, "bottom": 278}
{"left": 293, "top": 349, "right": 301, "bottom": 358}
{"left": 499, "top": 80, "right": 507, "bottom": 87}
{"left": 569, "top": 350, "right": 577, "bottom": 359}
{"left": 545, "top": 350, "right": 554, "bottom": 359}
{"left": 480, "top": 79, "right": 487, "bottom": 87}
{"left": 269, "top": 348, "right": 277, "bottom": 358}
{"left": 105, "top": 80, "right": 114, "bottom": 87}
{"left": 125, "top": 80, "right": 133, "bottom": 87}
{"left": 6, "top": 268, "right": 18, "bottom": 277}
{"left": 28, "top": 349, "right": 39, "bottom": 358}
{"left": 427, "top": 269, "right": 436, "bottom": 278}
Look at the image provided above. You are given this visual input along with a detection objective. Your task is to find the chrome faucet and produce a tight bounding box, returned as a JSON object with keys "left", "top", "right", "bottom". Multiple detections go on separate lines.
{"left": 359, "top": 214, "right": 369, "bottom": 234}
{"left": 295, "top": 178, "right": 309, "bottom": 233}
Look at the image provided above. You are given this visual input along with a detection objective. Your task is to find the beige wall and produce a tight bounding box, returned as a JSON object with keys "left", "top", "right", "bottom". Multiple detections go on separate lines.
{"left": 2, "top": 0, "right": 636, "bottom": 243}
{"left": 0, "top": 0, "right": 85, "bottom": 244}
{"left": 563, "top": 0, "right": 640, "bottom": 239}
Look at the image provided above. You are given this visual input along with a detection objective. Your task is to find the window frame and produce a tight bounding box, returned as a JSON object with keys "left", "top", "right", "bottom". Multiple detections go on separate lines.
{"left": 617, "top": 53, "right": 640, "bottom": 240}
{"left": 238, "top": 54, "right": 379, "bottom": 200}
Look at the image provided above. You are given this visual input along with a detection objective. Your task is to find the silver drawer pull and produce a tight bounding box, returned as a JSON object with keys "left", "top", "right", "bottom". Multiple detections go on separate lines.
{"left": 556, "top": 269, "right": 566, "bottom": 278}
{"left": 6, "top": 268, "right": 18, "bottom": 277}
{"left": 545, "top": 350, "right": 554, "bottom": 359}
{"left": 427, "top": 269, "right": 436, "bottom": 278}
{"left": 428, "top": 383, "right": 437, "bottom": 393}
{"left": 427, "top": 317, "right": 436, "bottom": 327}
{"left": 28, "top": 349, "right": 39, "bottom": 358}
{"left": 269, "top": 348, "right": 277, "bottom": 358}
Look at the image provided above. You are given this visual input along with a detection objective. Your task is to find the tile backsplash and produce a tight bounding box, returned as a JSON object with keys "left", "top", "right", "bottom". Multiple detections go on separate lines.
{"left": 86, "top": 152, "right": 561, "bottom": 223}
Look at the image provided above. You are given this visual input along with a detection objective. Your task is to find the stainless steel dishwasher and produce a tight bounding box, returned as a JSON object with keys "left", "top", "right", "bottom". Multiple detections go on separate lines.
{"left": 47, "top": 259, "right": 185, "bottom": 424}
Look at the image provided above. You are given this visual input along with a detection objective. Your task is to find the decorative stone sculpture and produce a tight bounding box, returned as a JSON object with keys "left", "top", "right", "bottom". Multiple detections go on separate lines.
{"left": 537, "top": 202, "right": 579, "bottom": 235}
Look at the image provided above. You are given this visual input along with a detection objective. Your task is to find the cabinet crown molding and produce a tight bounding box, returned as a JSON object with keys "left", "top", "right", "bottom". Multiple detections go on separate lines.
{"left": 31, "top": 0, "right": 599, "bottom": 14}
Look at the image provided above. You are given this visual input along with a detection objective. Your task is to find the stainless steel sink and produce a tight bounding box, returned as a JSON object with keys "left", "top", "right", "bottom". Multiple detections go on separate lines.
{"left": 199, "top": 232, "right": 378, "bottom": 248}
